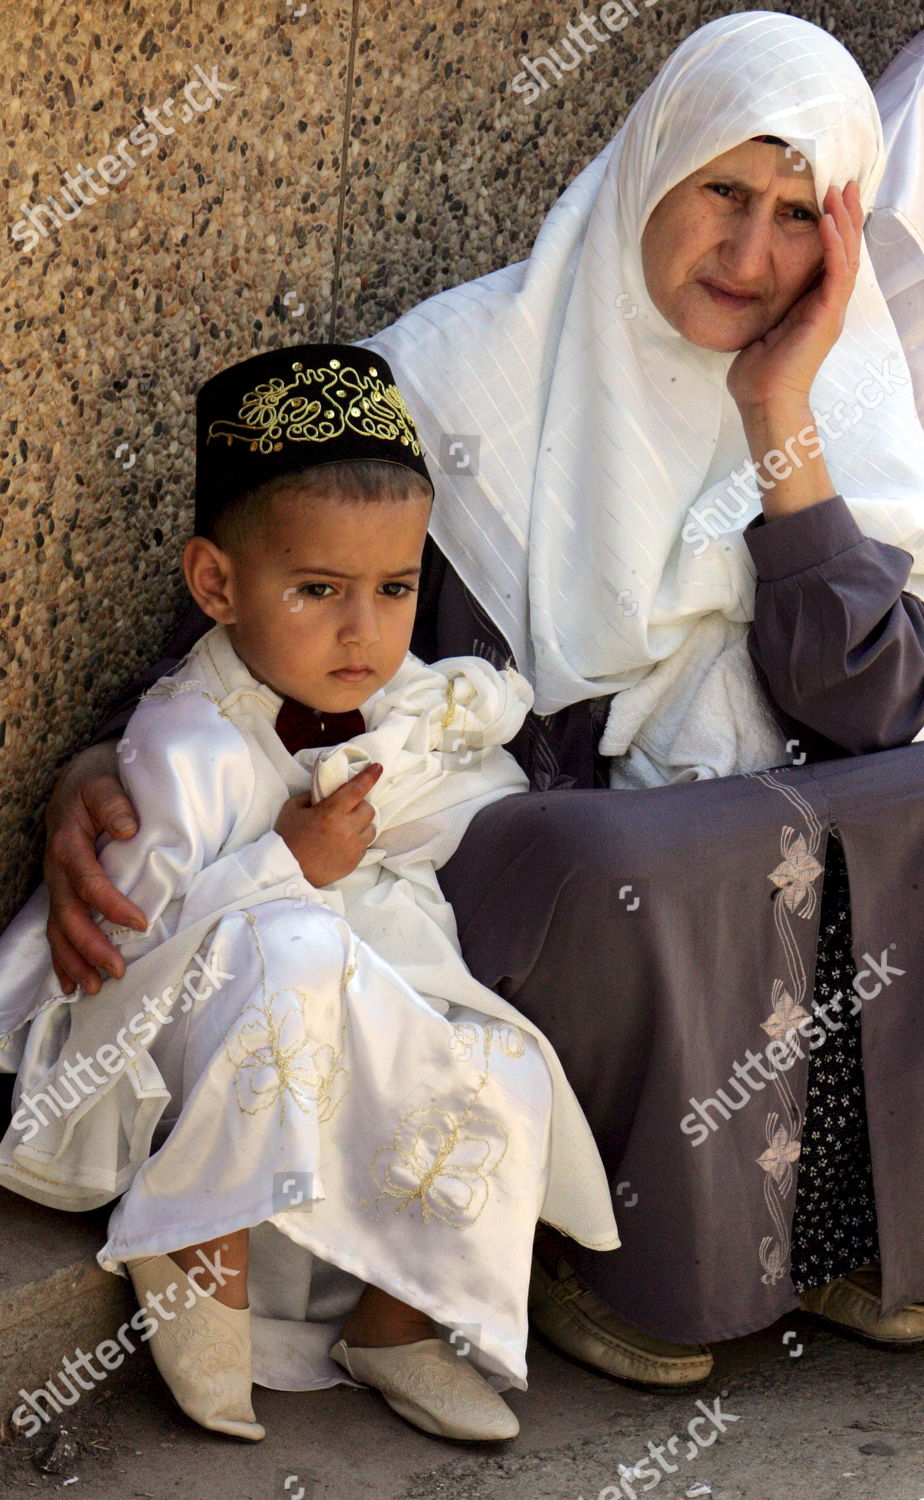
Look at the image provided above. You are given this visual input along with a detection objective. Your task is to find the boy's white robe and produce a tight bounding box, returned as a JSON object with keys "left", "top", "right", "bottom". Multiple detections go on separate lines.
{"left": 0, "top": 625, "right": 618, "bottom": 1389}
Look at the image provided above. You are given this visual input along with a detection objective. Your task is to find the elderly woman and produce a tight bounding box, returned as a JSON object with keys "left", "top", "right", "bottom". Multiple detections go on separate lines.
{"left": 33, "top": 11, "right": 924, "bottom": 1390}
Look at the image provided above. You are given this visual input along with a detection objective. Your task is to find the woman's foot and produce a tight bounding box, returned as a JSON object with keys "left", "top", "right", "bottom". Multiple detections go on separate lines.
{"left": 529, "top": 1226, "right": 713, "bottom": 1390}
{"left": 127, "top": 1241, "right": 264, "bottom": 1442}
{"left": 800, "top": 1263, "right": 924, "bottom": 1346}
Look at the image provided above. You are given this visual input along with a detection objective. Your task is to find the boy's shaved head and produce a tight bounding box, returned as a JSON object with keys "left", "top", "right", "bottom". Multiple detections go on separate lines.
{"left": 207, "top": 458, "right": 433, "bottom": 555}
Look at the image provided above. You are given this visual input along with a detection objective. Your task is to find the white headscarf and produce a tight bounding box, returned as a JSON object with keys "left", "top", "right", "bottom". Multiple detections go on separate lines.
{"left": 867, "top": 29, "right": 924, "bottom": 420}
{"left": 362, "top": 11, "right": 924, "bottom": 722}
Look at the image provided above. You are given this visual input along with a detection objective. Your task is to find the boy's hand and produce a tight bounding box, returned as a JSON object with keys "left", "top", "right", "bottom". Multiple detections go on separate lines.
{"left": 274, "top": 763, "right": 383, "bottom": 887}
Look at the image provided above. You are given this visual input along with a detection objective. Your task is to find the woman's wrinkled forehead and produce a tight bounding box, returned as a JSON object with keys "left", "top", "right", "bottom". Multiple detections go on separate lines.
{"left": 615, "top": 10, "right": 885, "bottom": 235}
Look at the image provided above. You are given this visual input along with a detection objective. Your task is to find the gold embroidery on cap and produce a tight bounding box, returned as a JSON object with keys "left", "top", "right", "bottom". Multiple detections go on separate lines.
{"left": 206, "top": 359, "right": 423, "bottom": 457}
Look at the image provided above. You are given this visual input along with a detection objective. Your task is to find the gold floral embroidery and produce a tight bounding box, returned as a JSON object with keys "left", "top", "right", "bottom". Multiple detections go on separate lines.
{"left": 441, "top": 679, "right": 458, "bottom": 730}
{"left": 140, "top": 678, "right": 235, "bottom": 724}
{"left": 206, "top": 358, "right": 423, "bottom": 457}
{"left": 223, "top": 914, "right": 350, "bottom": 1127}
{"left": 448, "top": 1021, "right": 480, "bottom": 1060}
{"left": 449, "top": 1020, "right": 526, "bottom": 1064}
{"left": 366, "top": 1018, "right": 522, "bottom": 1227}
{"left": 224, "top": 998, "right": 350, "bottom": 1126}
{"left": 368, "top": 1100, "right": 508, "bottom": 1228}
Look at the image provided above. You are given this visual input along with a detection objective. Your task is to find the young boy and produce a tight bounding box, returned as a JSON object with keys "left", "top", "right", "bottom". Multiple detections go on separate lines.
{"left": 0, "top": 345, "right": 618, "bottom": 1445}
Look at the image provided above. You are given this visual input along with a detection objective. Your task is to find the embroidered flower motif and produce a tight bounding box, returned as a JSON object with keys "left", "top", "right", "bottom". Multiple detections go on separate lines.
{"left": 224, "top": 988, "right": 350, "bottom": 1126}
{"left": 487, "top": 1022, "right": 526, "bottom": 1060}
{"left": 156, "top": 1306, "right": 242, "bottom": 1381}
{"left": 768, "top": 831, "right": 824, "bottom": 915}
{"left": 759, "top": 1236, "right": 788, "bottom": 1285}
{"left": 757, "top": 1123, "right": 801, "bottom": 1187}
{"left": 449, "top": 1023, "right": 480, "bottom": 1062}
{"left": 370, "top": 1107, "right": 508, "bottom": 1228}
{"left": 753, "top": 791, "right": 823, "bottom": 1285}
{"left": 449, "top": 1020, "right": 527, "bottom": 1065}
{"left": 760, "top": 983, "right": 811, "bottom": 1046}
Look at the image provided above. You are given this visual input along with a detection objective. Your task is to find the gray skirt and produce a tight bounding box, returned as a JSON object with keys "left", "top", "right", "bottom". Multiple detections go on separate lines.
{"left": 427, "top": 563, "right": 924, "bottom": 1344}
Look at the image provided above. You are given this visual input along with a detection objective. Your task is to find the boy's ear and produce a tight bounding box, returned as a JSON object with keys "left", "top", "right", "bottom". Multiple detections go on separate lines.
{"left": 183, "top": 536, "right": 237, "bottom": 624}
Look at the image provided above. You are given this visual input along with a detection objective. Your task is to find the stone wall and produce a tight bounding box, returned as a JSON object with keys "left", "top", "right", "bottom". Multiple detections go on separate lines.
{"left": 2, "top": 0, "right": 922, "bottom": 928}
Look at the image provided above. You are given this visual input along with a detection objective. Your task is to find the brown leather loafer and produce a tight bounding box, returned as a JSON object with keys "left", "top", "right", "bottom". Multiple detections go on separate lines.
{"left": 528, "top": 1257, "right": 713, "bottom": 1390}
{"left": 800, "top": 1264, "right": 924, "bottom": 1347}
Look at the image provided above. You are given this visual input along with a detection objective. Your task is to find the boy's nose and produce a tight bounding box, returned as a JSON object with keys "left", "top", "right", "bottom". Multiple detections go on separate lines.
{"left": 338, "top": 598, "right": 380, "bottom": 646}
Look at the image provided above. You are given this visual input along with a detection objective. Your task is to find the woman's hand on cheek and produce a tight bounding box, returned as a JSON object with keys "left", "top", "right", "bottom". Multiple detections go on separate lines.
{"left": 726, "top": 180, "right": 863, "bottom": 416}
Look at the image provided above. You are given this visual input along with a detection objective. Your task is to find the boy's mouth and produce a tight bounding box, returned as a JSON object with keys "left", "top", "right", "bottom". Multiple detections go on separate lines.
{"left": 332, "top": 667, "right": 373, "bottom": 682}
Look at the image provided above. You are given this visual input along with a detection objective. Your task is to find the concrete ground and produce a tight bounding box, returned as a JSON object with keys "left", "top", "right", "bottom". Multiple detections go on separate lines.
{"left": 1, "top": 1079, "right": 921, "bottom": 1499}
{"left": 2, "top": 1312, "right": 923, "bottom": 1500}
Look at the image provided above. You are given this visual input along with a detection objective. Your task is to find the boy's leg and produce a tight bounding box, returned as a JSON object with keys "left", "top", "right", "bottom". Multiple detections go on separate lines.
{"left": 168, "top": 1229, "right": 250, "bottom": 1308}
{"left": 169, "top": 1237, "right": 436, "bottom": 1344}
{"left": 341, "top": 1284, "right": 434, "bottom": 1347}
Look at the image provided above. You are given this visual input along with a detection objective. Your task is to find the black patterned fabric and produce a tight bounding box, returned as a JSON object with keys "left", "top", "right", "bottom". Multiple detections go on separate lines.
{"left": 789, "top": 832, "right": 880, "bottom": 1291}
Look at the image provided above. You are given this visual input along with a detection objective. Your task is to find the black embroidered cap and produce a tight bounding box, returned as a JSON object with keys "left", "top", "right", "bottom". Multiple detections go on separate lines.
{"left": 194, "top": 342, "right": 434, "bottom": 536}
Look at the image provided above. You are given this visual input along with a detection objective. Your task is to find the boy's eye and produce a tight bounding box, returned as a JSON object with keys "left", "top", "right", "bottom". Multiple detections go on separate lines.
{"left": 295, "top": 581, "right": 418, "bottom": 599}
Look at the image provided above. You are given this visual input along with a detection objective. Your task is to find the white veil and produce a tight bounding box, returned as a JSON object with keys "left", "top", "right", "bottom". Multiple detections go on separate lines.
{"left": 362, "top": 11, "right": 924, "bottom": 729}
{"left": 868, "top": 29, "right": 924, "bottom": 420}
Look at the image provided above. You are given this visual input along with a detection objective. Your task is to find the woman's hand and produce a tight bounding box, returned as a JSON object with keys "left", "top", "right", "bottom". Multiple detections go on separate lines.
{"left": 274, "top": 763, "right": 383, "bottom": 887}
{"left": 44, "top": 741, "right": 148, "bottom": 996}
{"left": 727, "top": 180, "right": 863, "bottom": 413}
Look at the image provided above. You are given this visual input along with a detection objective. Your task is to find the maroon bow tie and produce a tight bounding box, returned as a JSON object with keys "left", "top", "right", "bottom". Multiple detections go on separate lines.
{"left": 275, "top": 697, "right": 366, "bottom": 755}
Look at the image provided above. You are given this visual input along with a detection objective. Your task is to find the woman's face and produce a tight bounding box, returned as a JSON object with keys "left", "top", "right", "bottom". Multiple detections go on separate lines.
{"left": 640, "top": 140, "right": 825, "bottom": 352}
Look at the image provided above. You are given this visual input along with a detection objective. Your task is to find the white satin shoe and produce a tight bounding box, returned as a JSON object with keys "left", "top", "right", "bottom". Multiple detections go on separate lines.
{"left": 329, "top": 1336, "right": 519, "bottom": 1441}
{"left": 127, "top": 1253, "right": 266, "bottom": 1441}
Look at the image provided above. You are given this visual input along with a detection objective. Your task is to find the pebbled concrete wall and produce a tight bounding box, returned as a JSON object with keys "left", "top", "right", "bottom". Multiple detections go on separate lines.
{"left": 1, "top": 0, "right": 922, "bottom": 928}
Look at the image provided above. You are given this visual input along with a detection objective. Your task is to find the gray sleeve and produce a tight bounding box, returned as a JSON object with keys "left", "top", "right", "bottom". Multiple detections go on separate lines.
{"left": 744, "top": 494, "right": 924, "bottom": 754}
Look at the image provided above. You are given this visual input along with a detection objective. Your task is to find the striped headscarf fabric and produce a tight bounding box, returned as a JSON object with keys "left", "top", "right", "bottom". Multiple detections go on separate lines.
{"left": 868, "top": 30, "right": 924, "bottom": 420}
{"left": 363, "top": 10, "right": 924, "bottom": 716}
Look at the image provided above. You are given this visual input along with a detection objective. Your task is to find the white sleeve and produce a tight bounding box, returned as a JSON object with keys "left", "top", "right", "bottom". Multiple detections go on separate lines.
{"left": 97, "top": 687, "right": 309, "bottom": 957}
{"left": 312, "top": 656, "right": 531, "bottom": 873}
